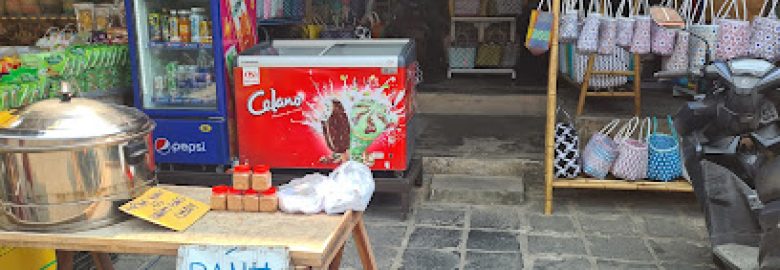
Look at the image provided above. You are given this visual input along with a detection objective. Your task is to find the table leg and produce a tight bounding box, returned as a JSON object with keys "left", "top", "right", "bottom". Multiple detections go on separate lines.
{"left": 56, "top": 250, "right": 75, "bottom": 270}
{"left": 328, "top": 245, "right": 345, "bottom": 270}
{"left": 90, "top": 252, "right": 115, "bottom": 270}
{"left": 352, "top": 217, "right": 377, "bottom": 270}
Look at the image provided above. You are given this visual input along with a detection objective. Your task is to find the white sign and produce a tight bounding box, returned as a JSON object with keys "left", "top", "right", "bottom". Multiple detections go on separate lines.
{"left": 177, "top": 245, "right": 290, "bottom": 270}
{"left": 243, "top": 67, "right": 260, "bottom": 86}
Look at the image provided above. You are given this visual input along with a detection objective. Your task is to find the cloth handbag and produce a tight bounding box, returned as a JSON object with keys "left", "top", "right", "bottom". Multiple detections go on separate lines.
{"left": 611, "top": 117, "right": 650, "bottom": 181}
{"left": 284, "top": 0, "right": 305, "bottom": 18}
{"left": 582, "top": 119, "right": 621, "bottom": 179}
{"left": 491, "top": 0, "right": 523, "bottom": 15}
{"left": 748, "top": 0, "right": 780, "bottom": 61}
{"left": 560, "top": 0, "right": 582, "bottom": 42}
{"left": 501, "top": 44, "right": 518, "bottom": 67}
{"left": 449, "top": 44, "right": 477, "bottom": 68}
{"left": 630, "top": 0, "right": 652, "bottom": 54}
{"left": 650, "top": 0, "right": 678, "bottom": 56}
{"left": 526, "top": 0, "right": 553, "bottom": 55}
{"left": 714, "top": 0, "right": 750, "bottom": 60}
{"left": 454, "top": 0, "right": 482, "bottom": 16}
{"left": 476, "top": 43, "right": 503, "bottom": 66}
{"left": 615, "top": 0, "right": 635, "bottom": 48}
{"left": 554, "top": 107, "right": 581, "bottom": 179}
{"left": 590, "top": 47, "right": 631, "bottom": 88}
{"left": 663, "top": 0, "right": 693, "bottom": 71}
{"left": 598, "top": 0, "right": 618, "bottom": 55}
{"left": 577, "top": 0, "right": 602, "bottom": 53}
{"left": 647, "top": 116, "right": 682, "bottom": 182}
{"left": 688, "top": 0, "right": 719, "bottom": 72}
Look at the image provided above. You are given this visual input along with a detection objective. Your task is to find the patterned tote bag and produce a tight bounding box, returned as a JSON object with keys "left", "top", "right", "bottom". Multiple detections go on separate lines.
{"left": 663, "top": 0, "right": 693, "bottom": 71}
{"left": 598, "top": 0, "right": 618, "bottom": 55}
{"left": 688, "top": 0, "right": 719, "bottom": 72}
{"left": 647, "top": 116, "right": 682, "bottom": 182}
{"left": 630, "top": 0, "right": 652, "bottom": 54}
{"left": 526, "top": 0, "right": 553, "bottom": 55}
{"left": 582, "top": 119, "right": 621, "bottom": 179}
{"left": 748, "top": 0, "right": 780, "bottom": 61}
{"left": 651, "top": 0, "right": 677, "bottom": 56}
{"left": 554, "top": 107, "right": 581, "bottom": 179}
{"left": 577, "top": 0, "right": 602, "bottom": 53}
{"left": 611, "top": 117, "right": 650, "bottom": 181}
{"left": 615, "top": 0, "right": 635, "bottom": 48}
{"left": 560, "top": 0, "right": 582, "bottom": 42}
{"left": 714, "top": 0, "right": 750, "bottom": 60}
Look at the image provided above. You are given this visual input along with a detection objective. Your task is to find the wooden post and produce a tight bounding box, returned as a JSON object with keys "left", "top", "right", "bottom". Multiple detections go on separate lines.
{"left": 353, "top": 215, "right": 377, "bottom": 270}
{"left": 633, "top": 53, "right": 642, "bottom": 116}
{"left": 544, "top": 0, "right": 562, "bottom": 215}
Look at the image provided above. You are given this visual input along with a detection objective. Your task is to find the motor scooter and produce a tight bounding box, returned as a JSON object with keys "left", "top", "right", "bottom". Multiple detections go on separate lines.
{"left": 675, "top": 31, "right": 780, "bottom": 269}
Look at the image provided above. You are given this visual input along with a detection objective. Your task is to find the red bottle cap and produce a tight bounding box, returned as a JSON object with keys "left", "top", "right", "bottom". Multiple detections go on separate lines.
{"left": 262, "top": 187, "right": 277, "bottom": 196}
{"left": 212, "top": 185, "right": 229, "bottom": 194}
{"left": 244, "top": 189, "right": 259, "bottom": 196}
{"left": 233, "top": 164, "right": 251, "bottom": 173}
{"left": 253, "top": 165, "right": 270, "bottom": 173}
{"left": 228, "top": 187, "right": 243, "bottom": 195}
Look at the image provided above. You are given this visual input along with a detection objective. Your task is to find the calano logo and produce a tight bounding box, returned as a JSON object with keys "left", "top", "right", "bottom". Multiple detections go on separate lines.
{"left": 155, "top": 138, "right": 207, "bottom": 155}
{"left": 247, "top": 89, "right": 305, "bottom": 116}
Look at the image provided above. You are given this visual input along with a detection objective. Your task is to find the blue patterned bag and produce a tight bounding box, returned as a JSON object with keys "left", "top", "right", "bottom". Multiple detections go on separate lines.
{"left": 647, "top": 116, "right": 682, "bottom": 182}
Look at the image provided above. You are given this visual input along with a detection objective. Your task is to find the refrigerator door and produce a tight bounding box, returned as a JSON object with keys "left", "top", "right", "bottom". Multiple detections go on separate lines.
{"left": 129, "top": 0, "right": 219, "bottom": 112}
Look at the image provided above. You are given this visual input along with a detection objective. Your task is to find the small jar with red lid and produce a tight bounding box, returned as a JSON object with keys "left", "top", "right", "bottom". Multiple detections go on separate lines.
{"left": 258, "top": 187, "right": 278, "bottom": 213}
{"left": 232, "top": 164, "right": 251, "bottom": 190}
{"left": 243, "top": 189, "right": 260, "bottom": 212}
{"left": 226, "top": 187, "right": 244, "bottom": 212}
{"left": 251, "top": 164, "right": 272, "bottom": 191}
{"left": 210, "top": 185, "right": 229, "bottom": 211}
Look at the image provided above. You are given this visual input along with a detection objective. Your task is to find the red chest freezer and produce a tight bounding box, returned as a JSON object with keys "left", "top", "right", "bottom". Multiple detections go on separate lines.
{"left": 234, "top": 39, "right": 417, "bottom": 171}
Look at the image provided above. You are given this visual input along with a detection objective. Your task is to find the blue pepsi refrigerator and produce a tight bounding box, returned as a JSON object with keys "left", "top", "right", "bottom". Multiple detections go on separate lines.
{"left": 125, "top": 0, "right": 258, "bottom": 166}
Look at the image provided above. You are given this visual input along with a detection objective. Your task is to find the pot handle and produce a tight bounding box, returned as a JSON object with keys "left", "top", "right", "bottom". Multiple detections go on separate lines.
{"left": 123, "top": 140, "right": 148, "bottom": 165}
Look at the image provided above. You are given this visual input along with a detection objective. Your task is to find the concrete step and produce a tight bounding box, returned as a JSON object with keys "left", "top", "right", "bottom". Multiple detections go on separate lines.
{"left": 417, "top": 93, "right": 546, "bottom": 116}
{"left": 713, "top": 244, "right": 758, "bottom": 270}
{"left": 423, "top": 156, "right": 542, "bottom": 177}
{"left": 429, "top": 174, "right": 525, "bottom": 205}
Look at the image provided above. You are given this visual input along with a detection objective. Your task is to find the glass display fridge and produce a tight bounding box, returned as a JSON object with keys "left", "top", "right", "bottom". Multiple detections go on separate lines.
{"left": 233, "top": 39, "right": 418, "bottom": 171}
{"left": 125, "top": 0, "right": 257, "bottom": 166}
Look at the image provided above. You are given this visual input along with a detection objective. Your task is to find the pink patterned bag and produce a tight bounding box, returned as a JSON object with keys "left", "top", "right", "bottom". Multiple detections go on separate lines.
{"left": 577, "top": 0, "right": 601, "bottom": 53}
{"left": 560, "top": 0, "right": 582, "bottom": 42}
{"left": 748, "top": 0, "right": 780, "bottom": 61}
{"left": 715, "top": 0, "right": 750, "bottom": 60}
{"left": 611, "top": 117, "right": 649, "bottom": 181}
{"left": 598, "top": 0, "right": 618, "bottom": 54}
{"left": 615, "top": 0, "right": 635, "bottom": 48}
{"left": 663, "top": 0, "right": 692, "bottom": 71}
{"left": 651, "top": 0, "right": 677, "bottom": 56}
{"left": 630, "top": 0, "right": 652, "bottom": 54}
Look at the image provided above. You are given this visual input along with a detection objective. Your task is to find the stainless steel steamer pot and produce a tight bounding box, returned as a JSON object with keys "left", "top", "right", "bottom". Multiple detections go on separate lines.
{"left": 0, "top": 93, "right": 156, "bottom": 231}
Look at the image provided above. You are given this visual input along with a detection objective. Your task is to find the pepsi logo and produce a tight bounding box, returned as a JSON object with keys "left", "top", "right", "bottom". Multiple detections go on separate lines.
{"left": 155, "top": 138, "right": 171, "bottom": 155}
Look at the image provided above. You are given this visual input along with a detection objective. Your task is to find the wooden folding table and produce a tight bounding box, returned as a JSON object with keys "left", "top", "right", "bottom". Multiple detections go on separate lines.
{"left": 0, "top": 186, "right": 376, "bottom": 270}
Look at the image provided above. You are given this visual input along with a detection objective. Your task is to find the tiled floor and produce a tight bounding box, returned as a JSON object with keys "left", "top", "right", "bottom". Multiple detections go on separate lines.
{"left": 113, "top": 184, "right": 712, "bottom": 270}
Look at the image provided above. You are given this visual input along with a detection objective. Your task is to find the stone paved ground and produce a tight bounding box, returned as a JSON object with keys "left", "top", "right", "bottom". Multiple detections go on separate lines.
{"left": 113, "top": 176, "right": 712, "bottom": 270}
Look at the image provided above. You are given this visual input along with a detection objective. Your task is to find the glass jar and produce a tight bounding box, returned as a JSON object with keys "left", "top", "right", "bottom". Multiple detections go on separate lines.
{"left": 168, "top": 10, "right": 179, "bottom": 42}
{"left": 178, "top": 10, "right": 191, "bottom": 43}
{"left": 210, "top": 185, "right": 228, "bottom": 211}
{"left": 243, "top": 189, "right": 260, "bottom": 212}
{"left": 232, "top": 164, "right": 251, "bottom": 190}
{"left": 251, "top": 165, "right": 272, "bottom": 192}
{"left": 227, "top": 188, "right": 243, "bottom": 212}
{"left": 190, "top": 8, "right": 205, "bottom": 43}
{"left": 259, "top": 187, "right": 278, "bottom": 213}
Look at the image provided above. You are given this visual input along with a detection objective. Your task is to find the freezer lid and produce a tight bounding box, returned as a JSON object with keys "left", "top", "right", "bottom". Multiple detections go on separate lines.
{"left": 237, "top": 39, "right": 416, "bottom": 68}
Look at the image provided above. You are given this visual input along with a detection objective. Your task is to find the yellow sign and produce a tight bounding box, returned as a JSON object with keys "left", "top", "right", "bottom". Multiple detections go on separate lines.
{"left": 119, "top": 187, "right": 210, "bottom": 232}
{"left": 0, "top": 247, "right": 57, "bottom": 270}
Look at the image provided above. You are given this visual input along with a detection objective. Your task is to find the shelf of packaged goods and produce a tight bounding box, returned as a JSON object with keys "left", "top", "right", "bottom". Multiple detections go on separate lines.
{"left": 257, "top": 18, "right": 304, "bottom": 26}
{"left": 552, "top": 178, "right": 693, "bottom": 192}
{"left": 0, "top": 15, "right": 75, "bottom": 20}
{"left": 149, "top": 42, "right": 212, "bottom": 50}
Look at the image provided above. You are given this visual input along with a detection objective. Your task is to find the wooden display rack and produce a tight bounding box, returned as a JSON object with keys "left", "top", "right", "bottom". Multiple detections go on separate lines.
{"left": 543, "top": 0, "right": 693, "bottom": 215}
{"left": 576, "top": 53, "right": 642, "bottom": 116}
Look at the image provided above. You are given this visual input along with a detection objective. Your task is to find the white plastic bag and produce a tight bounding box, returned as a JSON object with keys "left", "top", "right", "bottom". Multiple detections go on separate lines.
{"left": 322, "top": 161, "right": 376, "bottom": 214}
{"left": 277, "top": 173, "right": 328, "bottom": 214}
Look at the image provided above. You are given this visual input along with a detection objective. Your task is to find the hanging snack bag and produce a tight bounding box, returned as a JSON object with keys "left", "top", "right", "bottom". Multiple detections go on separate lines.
{"left": 74, "top": 3, "right": 95, "bottom": 33}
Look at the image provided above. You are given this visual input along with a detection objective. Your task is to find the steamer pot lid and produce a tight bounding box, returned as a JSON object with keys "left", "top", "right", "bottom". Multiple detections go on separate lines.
{"left": 0, "top": 97, "right": 154, "bottom": 151}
